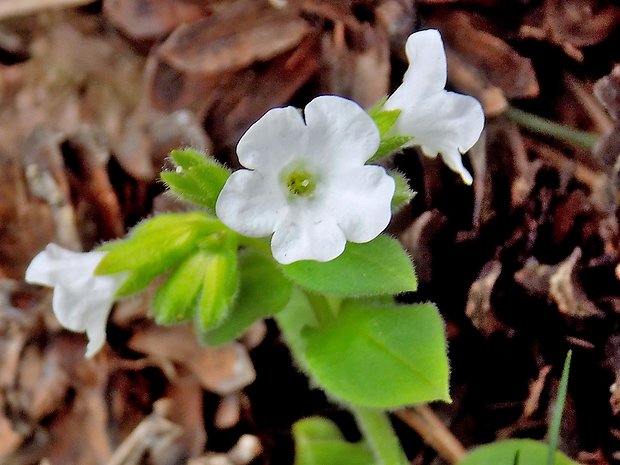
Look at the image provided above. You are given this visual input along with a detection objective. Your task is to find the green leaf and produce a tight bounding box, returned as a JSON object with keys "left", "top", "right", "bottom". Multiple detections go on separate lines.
{"left": 293, "top": 417, "right": 374, "bottom": 465}
{"left": 113, "top": 268, "right": 164, "bottom": 297}
{"left": 303, "top": 302, "right": 449, "bottom": 408}
{"left": 367, "top": 96, "right": 388, "bottom": 117}
{"left": 195, "top": 249, "right": 239, "bottom": 331}
{"left": 274, "top": 288, "right": 317, "bottom": 371}
{"left": 201, "top": 249, "right": 293, "bottom": 345}
{"left": 162, "top": 148, "right": 231, "bottom": 211}
{"left": 371, "top": 135, "right": 412, "bottom": 161}
{"left": 152, "top": 251, "right": 211, "bottom": 325}
{"left": 372, "top": 109, "right": 402, "bottom": 136}
{"left": 547, "top": 351, "right": 572, "bottom": 465}
{"left": 390, "top": 170, "right": 415, "bottom": 211}
{"left": 169, "top": 148, "right": 212, "bottom": 168}
{"left": 283, "top": 235, "right": 417, "bottom": 297}
{"left": 97, "top": 212, "right": 223, "bottom": 274}
{"left": 458, "top": 440, "right": 579, "bottom": 465}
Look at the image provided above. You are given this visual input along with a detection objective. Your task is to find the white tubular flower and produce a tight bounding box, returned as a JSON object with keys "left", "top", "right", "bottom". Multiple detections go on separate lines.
{"left": 216, "top": 95, "right": 395, "bottom": 265}
{"left": 384, "top": 29, "right": 485, "bottom": 185}
{"left": 25, "top": 244, "right": 126, "bottom": 357}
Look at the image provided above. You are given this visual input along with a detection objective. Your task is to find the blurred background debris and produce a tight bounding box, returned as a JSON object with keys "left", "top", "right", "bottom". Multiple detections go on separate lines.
{"left": 0, "top": 0, "right": 619, "bottom": 463}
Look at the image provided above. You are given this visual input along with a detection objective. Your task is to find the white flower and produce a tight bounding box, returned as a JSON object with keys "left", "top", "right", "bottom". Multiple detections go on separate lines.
{"left": 384, "top": 29, "right": 485, "bottom": 185}
{"left": 25, "top": 244, "right": 126, "bottom": 357}
{"left": 216, "top": 95, "right": 395, "bottom": 264}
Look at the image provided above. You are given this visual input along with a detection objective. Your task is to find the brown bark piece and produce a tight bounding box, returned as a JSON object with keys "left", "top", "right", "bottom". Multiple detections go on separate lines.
{"left": 158, "top": 4, "right": 309, "bottom": 76}
{"left": 0, "top": 154, "right": 56, "bottom": 278}
{"left": 151, "top": 380, "right": 207, "bottom": 465}
{"left": 62, "top": 126, "right": 125, "bottom": 244}
{"left": 593, "top": 66, "right": 620, "bottom": 192}
{"left": 549, "top": 247, "right": 605, "bottom": 319}
{"left": 515, "top": 248, "right": 605, "bottom": 319}
{"left": 103, "top": 0, "right": 209, "bottom": 41}
{"left": 544, "top": 0, "right": 620, "bottom": 48}
{"left": 0, "top": 0, "right": 95, "bottom": 19}
{"left": 320, "top": 25, "right": 390, "bottom": 107}
{"left": 128, "top": 324, "right": 256, "bottom": 395}
{"left": 116, "top": 106, "right": 211, "bottom": 181}
{"left": 0, "top": 414, "right": 22, "bottom": 457}
{"left": 203, "top": 36, "right": 321, "bottom": 156}
{"left": 465, "top": 260, "right": 511, "bottom": 337}
{"left": 594, "top": 65, "right": 620, "bottom": 121}
{"left": 22, "top": 126, "right": 81, "bottom": 251}
{"left": 429, "top": 11, "right": 539, "bottom": 101}
{"left": 188, "top": 434, "right": 262, "bottom": 465}
{"left": 400, "top": 210, "right": 447, "bottom": 285}
{"left": 521, "top": 0, "right": 620, "bottom": 60}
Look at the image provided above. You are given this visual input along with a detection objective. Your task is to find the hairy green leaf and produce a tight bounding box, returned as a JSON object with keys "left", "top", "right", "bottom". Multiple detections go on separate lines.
{"left": 372, "top": 109, "right": 402, "bottom": 136}
{"left": 390, "top": 170, "right": 415, "bottom": 211}
{"left": 152, "top": 251, "right": 211, "bottom": 325}
{"left": 293, "top": 417, "right": 374, "bottom": 465}
{"left": 97, "top": 213, "right": 222, "bottom": 274}
{"left": 303, "top": 302, "right": 449, "bottom": 408}
{"left": 371, "top": 135, "right": 412, "bottom": 161}
{"left": 202, "top": 249, "right": 292, "bottom": 345}
{"left": 162, "top": 148, "right": 231, "bottom": 211}
{"left": 367, "top": 96, "right": 388, "bottom": 117}
{"left": 458, "top": 440, "right": 578, "bottom": 465}
{"left": 283, "top": 235, "right": 417, "bottom": 297}
{"left": 96, "top": 212, "right": 225, "bottom": 296}
{"left": 195, "top": 249, "right": 238, "bottom": 330}
{"left": 274, "top": 288, "right": 317, "bottom": 371}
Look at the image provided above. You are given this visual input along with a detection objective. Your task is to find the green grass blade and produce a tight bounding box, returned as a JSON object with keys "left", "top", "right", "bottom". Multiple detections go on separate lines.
{"left": 547, "top": 350, "right": 572, "bottom": 465}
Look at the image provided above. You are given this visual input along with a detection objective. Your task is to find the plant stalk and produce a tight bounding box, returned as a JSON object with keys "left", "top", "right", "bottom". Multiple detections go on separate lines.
{"left": 504, "top": 106, "right": 599, "bottom": 151}
{"left": 352, "top": 405, "right": 408, "bottom": 465}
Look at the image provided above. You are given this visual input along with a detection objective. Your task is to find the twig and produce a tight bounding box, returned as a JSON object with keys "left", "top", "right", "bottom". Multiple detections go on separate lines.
{"left": 106, "top": 399, "right": 182, "bottom": 465}
{"left": 564, "top": 74, "right": 614, "bottom": 134}
{"left": 395, "top": 405, "right": 467, "bottom": 464}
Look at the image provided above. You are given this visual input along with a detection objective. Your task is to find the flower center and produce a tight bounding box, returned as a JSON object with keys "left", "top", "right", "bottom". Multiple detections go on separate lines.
{"left": 285, "top": 168, "right": 316, "bottom": 197}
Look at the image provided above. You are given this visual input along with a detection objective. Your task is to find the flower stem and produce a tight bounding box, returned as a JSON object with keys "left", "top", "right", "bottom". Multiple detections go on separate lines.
{"left": 303, "top": 291, "right": 335, "bottom": 326}
{"left": 504, "top": 106, "right": 599, "bottom": 150}
{"left": 236, "top": 236, "right": 271, "bottom": 255}
{"left": 352, "top": 405, "right": 408, "bottom": 465}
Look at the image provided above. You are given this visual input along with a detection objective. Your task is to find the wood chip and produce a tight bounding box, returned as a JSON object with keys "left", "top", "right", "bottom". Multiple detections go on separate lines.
{"left": 158, "top": 4, "right": 309, "bottom": 75}
{"left": 103, "top": 0, "right": 209, "bottom": 41}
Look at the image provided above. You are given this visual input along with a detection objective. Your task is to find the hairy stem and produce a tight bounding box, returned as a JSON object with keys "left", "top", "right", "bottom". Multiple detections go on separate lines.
{"left": 352, "top": 405, "right": 408, "bottom": 465}
{"left": 505, "top": 106, "right": 599, "bottom": 150}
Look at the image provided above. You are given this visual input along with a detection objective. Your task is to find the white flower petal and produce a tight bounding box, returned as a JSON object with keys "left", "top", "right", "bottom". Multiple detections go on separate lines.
{"left": 216, "top": 169, "right": 288, "bottom": 237}
{"left": 216, "top": 95, "right": 395, "bottom": 264}
{"left": 25, "top": 244, "right": 103, "bottom": 288}
{"left": 271, "top": 209, "right": 346, "bottom": 264}
{"left": 322, "top": 165, "right": 396, "bottom": 242}
{"left": 437, "top": 147, "right": 474, "bottom": 185}
{"left": 236, "top": 106, "right": 308, "bottom": 171}
{"left": 52, "top": 286, "right": 114, "bottom": 357}
{"left": 25, "top": 244, "right": 125, "bottom": 357}
{"left": 384, "top": 29, "right": 484, "bottom": 183}
{"left": 402, "top": 29, "right": 447, "bottom": 96}
{"left": 303, "top": 95, "right": 380, "bottom": 169}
